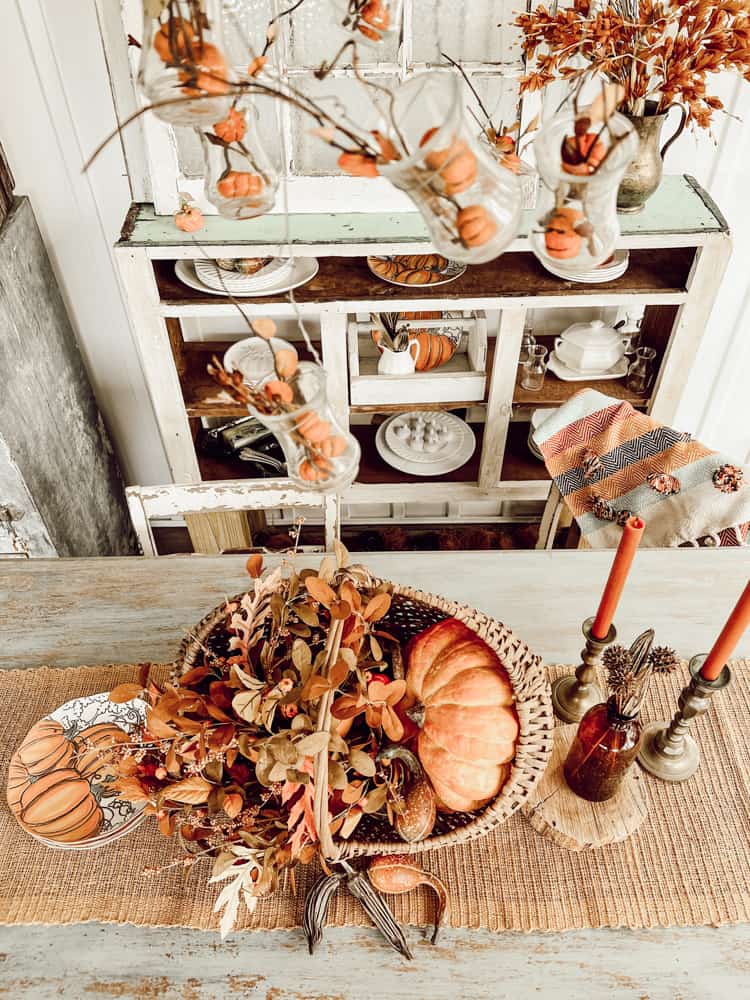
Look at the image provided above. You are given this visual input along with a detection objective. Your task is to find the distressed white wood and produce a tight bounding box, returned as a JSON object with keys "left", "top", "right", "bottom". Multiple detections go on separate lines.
{"left": 319, "top": 309, "right": 350, "bottom": 429}
{"left": 343, "top": 481, "right": 552, "bottom": 503}
{"left": 115, "top": 247, "right": 200, "bottom": 483}
{"left": 536, "top": 482, "right": 565, "bottom": 551}
{"left": 479, "top": 307, "right": 525, "bottom": 490}
{"left": 127, "top": 479, "right": 340, "bottom": 551}
{"left": 650, "top": 233, "right": 733, "bottom": 428}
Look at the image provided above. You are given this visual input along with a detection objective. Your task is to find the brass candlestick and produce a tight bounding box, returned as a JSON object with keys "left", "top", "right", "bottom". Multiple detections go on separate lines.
{"left": 638, "top": 655, "right": 732, "bottom": 782}
{"left": 551, "top": 617, "right": 616, "bottom": 723}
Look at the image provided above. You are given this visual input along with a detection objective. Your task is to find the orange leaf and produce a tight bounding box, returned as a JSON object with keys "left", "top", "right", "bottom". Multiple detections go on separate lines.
{"left": 381, "top": 703, "right": 404, "bottom": 742}
{"left": 339, "top": 579, "right": 362, "bottom": 611}
{"left": 383, "top": 679, "right": 406, "bottom": 705}
{"left": 163, "top": 775, "right": 213, "bottom": 805}
{"left": 145, "top": 710, "right": 177, "bottom": 739}
{"left": 329, "top": 657, "right": 350, "bottom": 689}
{"left": 363, "top": 592, "right": 391, "bottom": 623}
{"left": 301, "top": 674, "right": 333, "bottom": 701}
{"left": 251, "top": 318, "right": 277, "bottom": 340}
{"left": 246, "top": 553, "right": 264, "bottom": 578}
{"left": 223, "top": 792, "right": 244, "bottom": 818}
{"left": 342, "top": 780, "right": 364, "bottom": 805}
{"left": 109, "top": 682, "right": 143, "bottom": 704}
{"left": 329, "top": 599, "right": 351, "bottom": 621}
{"left": 113, "top": 777, "right": 151, "bottom": 804}
{"left": 304, "top": 576, "right": 336, "bottom": 608}
{"left": 158, "top": 811, "right": 176, "bottom": 837}
{"left": 331, "top": 693, "right": 364, "bottom": 720}
{"left": 179, "top": 665, "right": 210, "bottom": 686}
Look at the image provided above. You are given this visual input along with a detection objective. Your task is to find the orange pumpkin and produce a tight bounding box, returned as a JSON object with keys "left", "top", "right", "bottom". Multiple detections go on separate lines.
{"left": 174, "top": 203, "right": 204, "bottom": 233}
{"left": 544, "top": 206, "right": 583, "bottom": 260}
{"left": 15, "top": 719, "right": 74, "bottom": 776}
{"left": 19, "top": 768, "right": 103, "bottom": 844}
{"left": 425, "top": 139, "right": 477, "bottom": 195}
{"left": 153, "top": 18, "right": 196, "bottom": 63}
{"left": 403, "top": 618, "right": 519, "bottom": 813}
{"left": 73, "top": 723, "right": 130, "bottom": 781}
{"left": 179, "top": 43, "right": 230, "bottom": 96}
{"left": 213, "top": 107, "right": 246, "bottom": 144}
{"left": 409, "top": 332, "right": 456, "bottom": 371}
{"left": 561, "top": 132, "right": 606, "bottom": 176}
{"left": 359, "top": 0, "right": 390, "bottom": 40}
{"left": 6, "top": 755, "right": 31, "bottom": 816}
{"left": 456, "top": 205, "right": 497, "bottom": 248}
{"left": 338, "top": 152, "right": 379, "bottom": 178}
{"left": 217, "top": 170, "right": 264, "bottom": 199}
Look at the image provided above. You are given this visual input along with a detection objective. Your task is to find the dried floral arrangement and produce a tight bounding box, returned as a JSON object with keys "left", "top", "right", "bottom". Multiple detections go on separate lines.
{"left": 602, "top": 628, "right": 658, "bottom": 716}
{"left": 516, "top": 0, "right": 750, "bottom": 130}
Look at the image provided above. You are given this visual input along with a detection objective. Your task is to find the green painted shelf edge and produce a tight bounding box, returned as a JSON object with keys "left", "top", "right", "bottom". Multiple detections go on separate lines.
{"left": 118, "top": 175, "right": 728, "bottom": 248}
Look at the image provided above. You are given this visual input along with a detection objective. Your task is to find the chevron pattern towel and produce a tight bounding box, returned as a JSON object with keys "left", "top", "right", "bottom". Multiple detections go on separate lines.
{"left": 532, "top": 389, "right": 750, "bottom": 548}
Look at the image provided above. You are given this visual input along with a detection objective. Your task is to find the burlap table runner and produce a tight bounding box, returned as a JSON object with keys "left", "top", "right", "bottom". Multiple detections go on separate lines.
{"left": 1, "top": 660, "right": 749, "bottom": 933}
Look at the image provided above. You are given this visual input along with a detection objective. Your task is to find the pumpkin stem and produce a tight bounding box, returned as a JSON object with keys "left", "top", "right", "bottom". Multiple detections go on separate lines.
{"left": 377, "top": 745, "right": 423, "bottom": 776}
{"left": 405, "top": 701, "right": 426, "bottom": 728}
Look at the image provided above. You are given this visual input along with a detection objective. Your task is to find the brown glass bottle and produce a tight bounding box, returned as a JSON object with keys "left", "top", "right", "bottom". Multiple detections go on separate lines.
{"left": 563, "top": 698, "right": 643, "bottom": 802}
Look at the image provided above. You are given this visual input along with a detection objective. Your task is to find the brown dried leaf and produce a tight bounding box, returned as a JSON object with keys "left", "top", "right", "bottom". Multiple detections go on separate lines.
{"left": 349, "top": 748, "right": 376, "bottom": 778}
{"left": 328, "top": 760, "right": 348, "bottom": 789}
{"left": 339, "top": 805, "right": 363, "bottom": 839}
{"left": 295, "top": 731, "right": 330, "bottom": 756}
{"left": 163, "top": 775, "right": 213, "bottom": 805}
{"left": 291, "top": 638, "right": 312, "bottom": 673}
{"left": 333, "top": 539, "right": 350, "bottom": 569}
{"left": 294, "top": 603, "right": 320, "bottom": 628}
{"left": 223, "top": 791, "right": 244, "bottom": 818}
{"left": 330, "top": 693, "right": 364, "bottom": 720}
{"left": 158, "top": 810, "right": 176, "bottom": 836}
{"left": 329, "top": 600, "right": 352, "bottom": 621}
{"left": 109, "top": 682, "right": 143, "bottom": 704}
{"left": 145, "top": 710, "right": 177, "bottom": 739}
{"left": 300, "top": 674, "right": 332, "bottom": 702}
{"left": 341, "top": 780, "right": 364, "bottom": 805}
{"left": 113, "top": 777, "right": 151, "bottom": 804}
{"left": 329, "top": 657, "right": 350, "bottom": 689}
{"left": 369, "top": 635, "right": 383, "bottom": 662}
{"left": 361, "top": 784, "right": 388, "bottom": 814}
{"left": 381, "top": 703, "right": 404, "bottom": 742}
{"left": 304, "top": 576, "right": 336, "bottom": 608}
{"left": 317, "top": 555, "right": 336, "bottom": 583}
{"left": 363, "top": 592, "right": 391, "bottom": 623}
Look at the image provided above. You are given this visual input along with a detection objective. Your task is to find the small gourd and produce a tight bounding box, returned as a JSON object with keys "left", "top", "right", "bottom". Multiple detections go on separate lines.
{"left": 217, "top": 171, "right": 264, "bottom": 199}
{"left": 561, "top": 131, "right": 606, "bottom": 176}
{"left": 179, "top": 43, "right": 230, "bottom": 96}
{"left": 378, "top": 746, "right": 437, "bottom": 843}
{"left": 174, "top": 201, "right": 204, "bottom": 233}
{"left": 456, "top": 205, "right": 497, "bottom": 248}
{"left": 368, "top": 855, "right": 449, "bottom": 944}
{"left": 213, "top": 107, "right": 246, "bottom": 144}
{"left": 153, "top": 18, "right": 196, "bottom": 63}
{"left": 544, "top": 206, "right": 584, "bottom": 260}
{"left": 425, "top": 139, "right": 478, "bottom": 196}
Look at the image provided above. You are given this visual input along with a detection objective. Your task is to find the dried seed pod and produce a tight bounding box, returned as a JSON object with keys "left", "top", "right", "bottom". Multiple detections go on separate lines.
{"left": 303, "top": 871, "right": 345, "bottom": 954}
{"left": 378, "top": 746, "right": 436, "bottom": 843}
{"left": 344, "top": 867, "right": 412, "bottom": 960}
{"left": 368, "top": 854, "right": 449, "bottom": 944}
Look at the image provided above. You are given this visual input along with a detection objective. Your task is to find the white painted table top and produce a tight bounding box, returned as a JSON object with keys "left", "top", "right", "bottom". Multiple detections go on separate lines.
{"left": 0, "top": 549, "right": 748, "bottom": 999}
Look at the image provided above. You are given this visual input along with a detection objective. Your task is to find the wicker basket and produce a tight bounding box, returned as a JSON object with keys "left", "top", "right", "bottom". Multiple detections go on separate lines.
{"left": 176, "top": 577, "right": 553, "bottom": 860}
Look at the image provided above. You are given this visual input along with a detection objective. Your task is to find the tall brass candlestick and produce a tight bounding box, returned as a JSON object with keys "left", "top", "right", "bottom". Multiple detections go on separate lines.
{"left": 551, "top": 617, "right": 616, "bottom": 723}
{"left": 637, "top": 655, "right": 732, "bottom": 781}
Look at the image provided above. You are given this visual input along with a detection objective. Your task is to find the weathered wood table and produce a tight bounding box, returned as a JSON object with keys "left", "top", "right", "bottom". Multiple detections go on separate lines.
{"left": 0, "top": 549, "right": 748, "bottom": 999}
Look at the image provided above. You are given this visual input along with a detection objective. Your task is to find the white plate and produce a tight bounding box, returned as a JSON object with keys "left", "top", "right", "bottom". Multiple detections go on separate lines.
{"left": 175, "top": 258, "right": 319, "bottom": 297}
{"left": 195, "top": 257, "right": 295, "bottom": 292}
{"left": 17, "top": 692, "right": 147, "bottom": 851}
{"left": 224, "top": 337, "right": 297, "bottom": 383}
{"left": 376, "top": 418, "right": 476, "bottom": 476}
{"left": 548, "top": 351, "right": 628, "bottom": 382}
{"left": 384, "top": 411, "right": 468, "bottom": 465}
{"left": 542, "top": 250, "right": 629, "bottom": 284}
{"left": 367, "top": 256, "right": 466, "bottom": 287}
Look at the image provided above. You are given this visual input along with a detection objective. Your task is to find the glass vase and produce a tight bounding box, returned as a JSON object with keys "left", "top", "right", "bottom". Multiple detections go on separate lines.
{"left": 138, "top": 0, "right": 235, "bottom": 127}
{"left": 247, "top": 363, "right": 360, "bottom": 491}
{"left": 531, "top": 107, "right": 638, "bottom": 274}
{"left": 379, "top": 72, "right": 522, "bottom": 265}
{"left": 200, "top": 113, "right": 279, "bottom": 219}
{"left": 329, "top": 0, "right": 403, "bottom": 46}
{"left": 563, "top": 699, "right": 642, "bottom": 802}
{"left": 626, "top": 346, "right": 657, "bottom": 395}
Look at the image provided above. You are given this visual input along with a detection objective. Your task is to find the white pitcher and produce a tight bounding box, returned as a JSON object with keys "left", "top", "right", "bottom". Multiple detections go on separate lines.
{"left": 376, "top": 339, "right": 420, "bottom": 375}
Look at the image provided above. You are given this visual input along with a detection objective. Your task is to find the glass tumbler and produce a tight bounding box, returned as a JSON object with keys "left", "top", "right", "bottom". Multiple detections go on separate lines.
{"left": 519, "top": 329, "right": 536, "bottom": 365}
{"left": 626, "top": 347, "right": 657, "bottom": 395}
{"left": 520, "top": 345, "right": 548, "bottom": 391}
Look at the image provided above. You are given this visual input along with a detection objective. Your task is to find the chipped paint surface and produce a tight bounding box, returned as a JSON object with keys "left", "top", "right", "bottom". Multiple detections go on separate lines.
{"left": 0, "top": 923, "right": 747, "bottom": 999}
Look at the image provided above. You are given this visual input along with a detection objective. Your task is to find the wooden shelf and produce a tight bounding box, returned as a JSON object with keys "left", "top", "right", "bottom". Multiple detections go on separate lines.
{"left": 153, "top": 247, "right": 695, "bottom": 310}
{"left": 352, "top": 424, "right": 482, "bottom": 485}
{"left": 501, "top": 422, "right": 551, "bottom": 483}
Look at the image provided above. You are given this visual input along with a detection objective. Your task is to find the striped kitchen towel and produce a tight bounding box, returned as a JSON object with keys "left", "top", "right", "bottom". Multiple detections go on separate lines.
{"left": 532, "top": 389, "right": 750, "bottom": 548}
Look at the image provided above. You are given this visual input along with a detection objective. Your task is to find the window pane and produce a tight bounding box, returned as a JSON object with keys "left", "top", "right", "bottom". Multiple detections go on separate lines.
{"left": 220, "top": 0, "right": 275, "bottom": 67}
{"left": 287, "top": 0, "right": 400, "bottom": 67}
{"left": 410, "top": 0, "right": 523, "bottom": 66}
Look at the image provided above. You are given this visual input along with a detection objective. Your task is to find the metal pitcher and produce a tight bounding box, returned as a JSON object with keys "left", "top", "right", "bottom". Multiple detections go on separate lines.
{"left": 617, "top": 101, "right": 687, "bottom": 213}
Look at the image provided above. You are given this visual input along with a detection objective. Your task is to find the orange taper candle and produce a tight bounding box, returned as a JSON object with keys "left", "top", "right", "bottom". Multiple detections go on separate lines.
{"left": 700, "top": 581, "right": 750, "bottom": 681}
{"left": 591, "top": 516, "right": 645, "bottom": 640}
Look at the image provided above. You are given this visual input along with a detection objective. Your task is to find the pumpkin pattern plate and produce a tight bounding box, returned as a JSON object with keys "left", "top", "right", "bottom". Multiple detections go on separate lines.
{"left": 9, "top": 692, "right": 147, "bottom": 851}
{"left": 367, "top": 255, "right": 466, "bottom": 287}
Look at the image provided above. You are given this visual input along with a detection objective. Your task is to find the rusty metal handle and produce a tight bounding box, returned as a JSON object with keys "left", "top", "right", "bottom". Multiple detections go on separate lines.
{"left": 660, "top": 103, "right": 688, "bottom": 161}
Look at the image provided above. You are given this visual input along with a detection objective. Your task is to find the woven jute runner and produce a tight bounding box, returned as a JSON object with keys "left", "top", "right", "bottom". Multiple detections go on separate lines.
{"left": 1, "top": 661, "right": 749, "bottom": 933}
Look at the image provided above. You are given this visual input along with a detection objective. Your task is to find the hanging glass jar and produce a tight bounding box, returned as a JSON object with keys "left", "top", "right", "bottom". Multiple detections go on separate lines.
{"left": 247, "top": 363, "right": 361, "bottom": 491}
{"left": 329, "top": 0, "right": 403, "bottom": 47}
{"left": 531, "top": 107, "right": 638, "bottom": 275}
{"left": 138, "top": 0, "right": 235, "bottom": 127}
{"left": 563, "top": 698, "right": 643, "bottom": 802}
{"left": 379, "top": 73, "right": 522, "bottom": 265}
{"left": 200, "top": 104, "right": 279, "bottom": 219}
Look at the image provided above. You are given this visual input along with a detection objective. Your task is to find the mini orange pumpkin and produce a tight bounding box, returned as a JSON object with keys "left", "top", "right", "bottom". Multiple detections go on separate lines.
{"left": 6, "top": 756, "right": 31, "bottom": 816}
{"left": 179, "top": 43, "right": 230, "bottom": 96}
{"left": 403, "top": 618, "right": 519, "bottom": 813}
{"left": 19, "top": 768, "right": 104, "bottom": 844}
{"left": 16, "top": 719, "right": 74, "bottom": 776}
{"left": 544, "top": 206, "right": 584, "bottom": 260}
{"left": 153, "top": 18, "right": 196, "bottom": 63}
{"left": 217, "top": 170, "right": 264, "bottom": 199}
{"left": 561, "top": 132, "right": 606, "bottom": 175}
{"left": 338, "top": 152, "right": 379, "bottom": 178}
{"left": 213, "top": 106, "right": 246, "bottom": 144}
{"left": 425, "top": 140, "right": 477, "bottom": 195}
{"left": 73, "top": 723, "right": 130, "bottom": 781}
{"left": 174, "top": 202, "right": 204, "bottom": 233}
{"left": 456, "top": 205, "right": 497, "bottom": 248}
{"left": 359, "top": 0, "right": 390, "bottom": 40}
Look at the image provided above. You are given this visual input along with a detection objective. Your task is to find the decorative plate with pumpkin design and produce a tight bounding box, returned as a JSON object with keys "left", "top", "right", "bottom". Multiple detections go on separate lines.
{"left": 7, "top": 692, "right": 147, "bottom": 851}
{"left": 367, "top": 254, "right": 466, "bottom": 287}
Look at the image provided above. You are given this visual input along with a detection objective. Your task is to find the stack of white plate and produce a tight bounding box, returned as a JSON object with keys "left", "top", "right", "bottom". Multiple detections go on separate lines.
{"left": 195, "top": 257, "right": 295, "bottom": 292}
{"left": 527, "top": 408, "right": 555, "bottom": 461}
{"left": 543, "top": 249, "right": 629, "bottom": 284}
{"left": 375, "top": 412, "right": 476, "bottom": 476}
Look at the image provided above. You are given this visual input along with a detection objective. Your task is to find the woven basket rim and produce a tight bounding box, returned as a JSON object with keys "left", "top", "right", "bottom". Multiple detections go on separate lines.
{"left": 174, "top": 577, "right": 553, "bottom": 859}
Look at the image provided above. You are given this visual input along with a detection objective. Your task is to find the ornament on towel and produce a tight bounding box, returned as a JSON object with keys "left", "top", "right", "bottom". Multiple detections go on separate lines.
{"left": 646, "top": 471, "right": 681, "bottom": 496}
{"left": 590, "top": 495, "right": 632, "bottom": 527}
{"left": 582, "top": 448, "right": 603, "bottom": 482}
{"left": 713, "top": 464, "right": 744, "bottom": 494}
